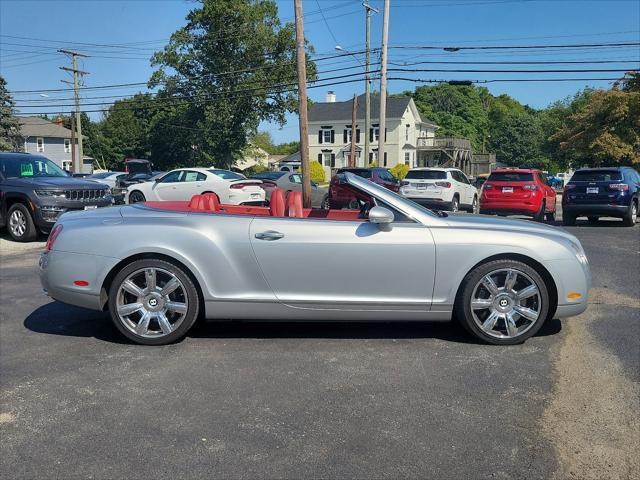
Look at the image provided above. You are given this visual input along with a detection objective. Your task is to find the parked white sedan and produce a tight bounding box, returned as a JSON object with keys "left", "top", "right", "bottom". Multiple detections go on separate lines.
{"left": 126, "top": 168, "right": 265, "bottom": 205}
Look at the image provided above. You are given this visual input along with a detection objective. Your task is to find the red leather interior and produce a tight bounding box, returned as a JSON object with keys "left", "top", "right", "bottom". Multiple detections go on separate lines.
{"left": 201, "top": 193, "right": 220, "bottom": 212}
{"left": 270, "top": 188, "right": 286, "bottom": 217}
{"left": 287, "top": 191, "right": 304, "bottom": 218}
{"left": 144, "top": 191, "right": 365, "bottom": 221}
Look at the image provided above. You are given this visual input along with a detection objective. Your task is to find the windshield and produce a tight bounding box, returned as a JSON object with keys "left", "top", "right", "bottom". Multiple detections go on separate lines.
{"left": 0, "top": 156, "right": 68, "bottom": 179}
{"left": 488, "top": 171, "right": 534, "bottom": 182}
{"left": 405, "top": 170, "right": 447, "bottom": 180}
{"left": 252, "top": 172, "right": 285, "bottom": 180}
{"left": 338, "top": 168, "right": 372, "bottom": 179}
{"left": 88, "top": 172, "right": 114, "bottom": 179}
{"left": 208, "top": 169, "right": 245, "bottom": 180}
{"left": 570, "top": 170, "right": 622, "bottom": 182}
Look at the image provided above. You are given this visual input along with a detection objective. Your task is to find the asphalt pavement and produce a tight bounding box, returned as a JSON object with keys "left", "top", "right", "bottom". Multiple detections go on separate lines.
{"left": 0, "top": 215, "right": 638, "bottom": 479}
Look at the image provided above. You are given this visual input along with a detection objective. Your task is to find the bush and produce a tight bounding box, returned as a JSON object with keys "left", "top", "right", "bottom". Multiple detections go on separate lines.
{"left": 389, "top": 163, "right": 410, "bottom": 180}
{"left": 309, "top": 160, "right": 325, "bottom": 183}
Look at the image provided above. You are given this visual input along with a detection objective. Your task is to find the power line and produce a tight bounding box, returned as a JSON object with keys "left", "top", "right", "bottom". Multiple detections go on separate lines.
{"left": 389, "top": 59, "right": 640, "bottom": 66}
{"left": 389, "top": 41, "right": 640, "bottom": 51}
{"left": 388, "top": 67, "right": 638, "bottom": 73}
{"left": 389, "top": 76, "right": 627, "bottom": 84}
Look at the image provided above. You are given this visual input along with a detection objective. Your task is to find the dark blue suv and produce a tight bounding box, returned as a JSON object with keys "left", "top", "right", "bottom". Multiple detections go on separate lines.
{"left": 562, "top": 167, "right": 640, "bottom": 226}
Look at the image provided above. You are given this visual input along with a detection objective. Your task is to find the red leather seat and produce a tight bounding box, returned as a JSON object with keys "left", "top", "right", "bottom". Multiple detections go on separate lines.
{"left": 201, "top": 193, "right": 220, "bottom": 212}
{"left": 270, "top": 188, "right": 286, "bottom": 217}
{"left": 188, "top": 195, "right": 205, "bottom": 211}
{"left": 287, "top": 191, "right": 304, "bottom": 218}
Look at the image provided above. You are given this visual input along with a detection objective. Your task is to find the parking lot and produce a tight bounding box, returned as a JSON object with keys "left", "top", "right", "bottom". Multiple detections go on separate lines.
{"left": 1, "top": 213, "right": 638, "bottom": 479}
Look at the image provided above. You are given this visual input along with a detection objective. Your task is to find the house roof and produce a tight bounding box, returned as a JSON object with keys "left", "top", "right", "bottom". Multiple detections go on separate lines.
{"left": 309, "top": 94, "right": 413, "bottom": 123}
{"left": 18, "top": 117, "right": 74, "bottom": 138}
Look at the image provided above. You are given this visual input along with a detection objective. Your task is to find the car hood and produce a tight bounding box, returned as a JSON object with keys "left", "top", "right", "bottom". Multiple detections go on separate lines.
{"left": 443, "top": 213, "right": 580, "bottom": 245}
{"left": 7, "top": 177, "right": 108, "bottom": 190}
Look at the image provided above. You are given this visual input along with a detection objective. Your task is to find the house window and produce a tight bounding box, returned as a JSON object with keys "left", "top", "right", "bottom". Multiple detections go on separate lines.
{"left": 36, "top": 137, "right": 44, "bottom": 152}
{"left": 322, "top": 152, "right": 334, "bottom": 167}
{"left": 373, "top": 127, "right": 379, "bottom": 142}
{"left": 318, "top": 128, "right": 334, "bottom": 144}
{"left": 64, "top": 139, "right": 71, "bottom": 153}
{"left": 406, "top": 124, "right": 410, "bottom": 141}
{"left": 404, "top": 152, "right": 410, "bottom": 165}
{"left": 62, "top": 161, "right": 72, "bottom": 171}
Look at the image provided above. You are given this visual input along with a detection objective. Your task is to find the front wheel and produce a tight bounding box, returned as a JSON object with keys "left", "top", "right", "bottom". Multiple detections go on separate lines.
{"left": 108, "top": 259, "right": 200, "bottom": 345}
{"left": 128, "top": 190, "right": 146, "bottom": 204}
{"left": 7, "top": 203, "right": 37, "bottom": 242}
{"left": 455, "top": 259, "right": 550, "bottom": 345}
{"left": 469, "top": 195, "right": 479, "bottom": 214}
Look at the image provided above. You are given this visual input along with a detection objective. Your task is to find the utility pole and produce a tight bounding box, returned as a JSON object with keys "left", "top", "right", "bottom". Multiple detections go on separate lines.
{"left": 58, "top": 49, "right": 88, "bottom": 173}
{"left": 377, "top": 0, "right": 390, "bottom": 167}
{"left": 350, "top": 94, "right": 357, "bottom": 167}
{"left": 294, "top": 0, "right": 311, "bottom": 208}
{"left": 70, "top": 114, "right": 76, "bottom": 172}
{"left": 363, "top": 1, "right": 378, "bottom": 167}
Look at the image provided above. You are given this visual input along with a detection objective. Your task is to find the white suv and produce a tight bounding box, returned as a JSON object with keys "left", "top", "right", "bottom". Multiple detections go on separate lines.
{"left": 400, "top": 168, "right": 478, "bottom": 213}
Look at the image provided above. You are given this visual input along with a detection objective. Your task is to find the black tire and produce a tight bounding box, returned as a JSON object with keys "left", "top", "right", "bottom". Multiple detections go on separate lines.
{"left": 454, "top": 259, "right": 550, "bottom": 345}
{"left": 450, "top": 195, "right": 460, "bottom": 213}
{"left": 468, "top": 195, "right": 479, "bottom": 214}
{"left": 562, "top": 211, "right": 576, "bottom": 226}
{"left": 7, "top": 203, "right": 38, "bottom": 242}
{"left": 108, "top": 258, "right": 200, "bottom": 345}
{"left": 533, "top": 201, "right": 545, "bottom": 222}
{"left": 587, "top": 216, "right": 599, "bottom": 224}
{"left": 347, "top": 198, "right": 360, "bottom": 210}
{"left": 622, "top": 200, "right": 637, "bottom": 227}
{"left": 320, "top": 194, "right": 331, "bottom": 209}
{"left": 545, "top": 206, "right": 557, "bottom": 222}
{"left": 128, "top": 190, "right": 146, "bottom": 204}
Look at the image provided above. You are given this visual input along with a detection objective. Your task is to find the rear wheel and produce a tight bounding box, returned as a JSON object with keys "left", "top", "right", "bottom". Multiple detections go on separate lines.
{"left": 533, "top": 201, "right": 545, "bottom": 222}
{"left": 129, "top": 190, "right": 146, "bottom": 204}
{"left": 451, "top": 195, "right": 459, "bottom": 213}
{"left": 7, "top": 203, "right": 37, "bottom": 242}
{"left": 562, "top": 211, "right": 576, "bottom": 226}
{"left": 622, "top": 200, "right": 637, "bottom": 227}
{"left": 321, "top": 195, "right": 331, "bottom": 209}
{"left": 545, "top": 205, "right": 556, "bottom": 222}
{"left": 455, "top": 259, "right": 550, "bottom": 345}
{"left": 108, "top": 259, "right": 200, "bottom": 345}
{"left": 469, "top": 195, "right": 479, "bottom": 214}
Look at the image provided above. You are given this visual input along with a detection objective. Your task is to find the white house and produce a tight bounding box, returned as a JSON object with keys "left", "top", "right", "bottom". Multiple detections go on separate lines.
{"left": 308, "top": 92, "right": 438, "bottom": 176}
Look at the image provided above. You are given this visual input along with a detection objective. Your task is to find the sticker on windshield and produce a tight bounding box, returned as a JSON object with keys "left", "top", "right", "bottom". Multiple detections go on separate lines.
{"left": 20, "top": 164, "right": 34, "bottom": 176}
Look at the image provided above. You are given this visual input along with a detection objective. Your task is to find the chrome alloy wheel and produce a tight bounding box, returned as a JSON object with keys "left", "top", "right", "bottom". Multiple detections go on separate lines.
{"left": 469, "top": 268, "right": 542, "bottom": 339}
{"left": 116, "top": 267, "right": 188, "bottom": 338}
{"left": 9, "top": 209, "right": 27, "bottom": 237}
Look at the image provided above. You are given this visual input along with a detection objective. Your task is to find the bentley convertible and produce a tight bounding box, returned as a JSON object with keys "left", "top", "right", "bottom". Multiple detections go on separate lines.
{"left": 39, "top": 172, "right": 590, "bottom": 346}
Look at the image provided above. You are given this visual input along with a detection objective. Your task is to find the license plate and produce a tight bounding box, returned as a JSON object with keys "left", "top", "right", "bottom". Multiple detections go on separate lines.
{"left": 84, "top": 205, "right": 98, "bottom": 210}
{"left": 586, "top": 187, "right": 599, "bottom": 194}
{"left": 417, "top": 184, "right": 426, "bottom": 190}
{"left": 502, "top": 186, "right": 513, "bottom": 193}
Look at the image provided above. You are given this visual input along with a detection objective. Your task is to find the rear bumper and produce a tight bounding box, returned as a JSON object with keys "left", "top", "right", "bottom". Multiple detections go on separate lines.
{"left": 562, "top": 203, "right": 628, "bottom": 217}
{"left": 480, "top": 201, "right": 540, "bottom": 215}
{"left": 406, "top": 197, "right": 454, "bottom": 210}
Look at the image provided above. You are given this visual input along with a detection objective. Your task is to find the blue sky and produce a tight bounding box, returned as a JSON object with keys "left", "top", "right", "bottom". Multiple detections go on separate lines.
{"left": 1, "top": 0, "right": 639, "bottom": 143}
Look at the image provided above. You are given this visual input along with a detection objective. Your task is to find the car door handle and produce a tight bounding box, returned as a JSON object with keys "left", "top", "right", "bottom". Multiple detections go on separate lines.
{"left": 255, "top": 231, "right": 285, "bottom": 241}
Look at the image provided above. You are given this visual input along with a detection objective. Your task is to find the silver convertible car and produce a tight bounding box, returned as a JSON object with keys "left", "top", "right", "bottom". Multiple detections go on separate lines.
{"left": 39, "top": 172, "right": 590, "bottom": 346}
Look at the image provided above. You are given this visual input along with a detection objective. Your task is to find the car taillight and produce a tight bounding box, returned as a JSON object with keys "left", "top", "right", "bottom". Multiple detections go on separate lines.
{"left": 608, "top": 183, "right": 629, "bottom": 192}
{"left": 230, "top": 182, "right": 261, "bottom": 189}
{"left": 435, "top": 181, "right": 451, "bottom": 188}
{"left": 564, "top": 184, "right": 576, "bottom": 191}
{"left": 523, "top": 184, "right": 539, "bottom": 191}
{"left": 46, "top": 224, "right": 63, "bottom": 251}
{"left": 401, "top": 180, "right": 410, "bottom": 186}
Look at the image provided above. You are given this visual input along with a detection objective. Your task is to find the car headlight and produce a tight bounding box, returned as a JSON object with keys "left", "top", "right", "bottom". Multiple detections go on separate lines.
{"left": 35, "top": 190, "right": 65, "bottom": 198}
{"left": 569, "top": 241, "right": 588, "bottom": 265}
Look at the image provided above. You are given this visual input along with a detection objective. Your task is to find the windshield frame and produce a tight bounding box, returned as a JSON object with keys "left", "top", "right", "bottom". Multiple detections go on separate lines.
{"left": 0, "top": 155, "right": 69, "bottom": 179}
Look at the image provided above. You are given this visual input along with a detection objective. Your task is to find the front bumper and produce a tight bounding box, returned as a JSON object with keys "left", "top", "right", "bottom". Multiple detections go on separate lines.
{"left": 34, "top": 198, "right": 113, "bottom": 230}
{"left": 405, "top": 197, "right": 454, "bottom": 210}
{"left": 562, "top": 203, "right": 628, "bottom": 218}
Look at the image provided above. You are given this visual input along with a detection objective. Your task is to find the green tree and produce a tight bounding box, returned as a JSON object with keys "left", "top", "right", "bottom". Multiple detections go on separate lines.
{"left": 489, "top": 113, "right": 548, "bottom": 168}
{"left": 150, "top": 0, "right": 314, "bottom": 168}
{"left": 551, "top": 88, "right": 640, "bottom": 166}
{"left": 0, "top": 75, "right": 21, "bottom": 151}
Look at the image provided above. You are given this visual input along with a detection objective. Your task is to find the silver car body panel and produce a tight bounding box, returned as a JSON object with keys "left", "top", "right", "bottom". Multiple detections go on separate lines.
{"left": 39, "top": 172, "right": 590, "bottom": 321}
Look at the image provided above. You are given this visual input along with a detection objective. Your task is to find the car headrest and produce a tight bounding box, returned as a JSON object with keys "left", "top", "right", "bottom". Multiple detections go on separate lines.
{"left": 287, "top": 191, "right": 304, "bottom": 218}
{"left": 201, "top": 193, "right": 220, "bottom": 212}
{"left": 270, "top": 188, "right": 286, "bottom": 217}
{"left": 188, "top": 194, "right": 209, "bottom": 212}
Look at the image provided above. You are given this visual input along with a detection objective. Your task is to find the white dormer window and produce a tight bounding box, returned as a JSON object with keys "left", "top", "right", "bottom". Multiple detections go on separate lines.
{"left": 36, "top": 137, "right": 44, "bottom": 152}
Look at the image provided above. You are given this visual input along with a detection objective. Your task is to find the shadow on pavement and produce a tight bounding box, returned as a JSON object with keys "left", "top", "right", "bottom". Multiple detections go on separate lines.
{"left": 24, "top": 301, "right": 562, "bottom": 345}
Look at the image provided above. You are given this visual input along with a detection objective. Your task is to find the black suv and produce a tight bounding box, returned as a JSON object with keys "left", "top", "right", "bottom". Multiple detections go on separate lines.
{"left": 0, "top": 153, "right": 112, "bottom": 241}
{"left": 562, "top": 166, "right": 640, "bottom": 227}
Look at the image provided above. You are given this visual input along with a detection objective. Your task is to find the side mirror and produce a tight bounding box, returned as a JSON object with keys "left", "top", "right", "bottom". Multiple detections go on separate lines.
{"left": 369, "top": 206, "right": 394, "bottom": 229}
{"left": 154, "top": 177, "right": 161, "bottom": 182}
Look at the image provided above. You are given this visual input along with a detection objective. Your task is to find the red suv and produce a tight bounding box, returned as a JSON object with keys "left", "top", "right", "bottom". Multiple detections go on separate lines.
{"left": 325, "top": 167, "right": 400, "bottom": 209}
{"left": 479, "top": 168, "right": 557, "bottom": 221}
